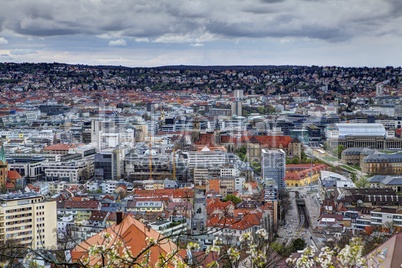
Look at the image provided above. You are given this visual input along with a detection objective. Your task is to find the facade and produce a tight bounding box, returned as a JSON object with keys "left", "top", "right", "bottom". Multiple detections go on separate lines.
{"left": 368, "top": 175, "right": 402, "bottom": 193}
{"left": 206, "top": 177, "right": 235, "bottom": 197}
{"left": 127, "top": 201, "right": 164, "bottom": 213}
{"left": 326, "top": 123, "right": 402, "bottom": 150}
{"left": 261, "top": 149, "right": 286, "bottom": 189}
{"left": 184, "top": 150, "right": 226, "bottom": 169}
{"left": 362, "top": 152, "right": 402, "bottom": 175}
{"left": 231, "top": 101, "right": 243, "bottom": 117}
{"left": 370, "top": 208, "right": 402, "bottom": 227}
{"left": 94, "top": 150, "right": 120, "bottom": 180}
{"left": 0, "top": 192, "right": 57, "bottom": 250}
{"left": 341, "top": 147, "right": 375, "bottom": 165}
{"left": 246, "top": 135, "right": 301, "bottom": 165}
{"left": 192, "top": 190, "right": 207, "bottom": 235}
{"left": 42, "top": 159, "right": 92, "bottom": 182}
{"left": 284, "top": 164, "right": 328, "bottom": 187}
{"left": 234, "top": 89, "right": 244, "bottom": 100}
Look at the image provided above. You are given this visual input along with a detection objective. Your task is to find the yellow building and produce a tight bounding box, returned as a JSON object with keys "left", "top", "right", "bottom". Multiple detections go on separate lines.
{"left": 0, "top": 193, "right": 57, "bottom": 250}
{"left": 284, "top": 164, "right": 328, "bottom": 187}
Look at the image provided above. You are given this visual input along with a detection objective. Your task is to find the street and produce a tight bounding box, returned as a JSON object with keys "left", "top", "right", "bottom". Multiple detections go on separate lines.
{"left": 277, "top": 186, "right": 322, "bottom": 249}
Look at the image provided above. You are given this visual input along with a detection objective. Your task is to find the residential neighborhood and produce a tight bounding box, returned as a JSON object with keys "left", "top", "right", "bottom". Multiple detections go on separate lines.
{"left": 0, "top": 63, "right": 402, "bottom": 266}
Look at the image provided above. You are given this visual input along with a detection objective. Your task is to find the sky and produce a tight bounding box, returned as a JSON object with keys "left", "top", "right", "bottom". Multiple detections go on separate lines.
{"left": 0, "top": 0, "right": 401, "bottom": 67}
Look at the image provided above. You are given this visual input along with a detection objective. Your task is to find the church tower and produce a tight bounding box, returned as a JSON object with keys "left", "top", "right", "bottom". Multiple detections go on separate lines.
{"left": 192, "top": 189, "right": 207, "bottom": 235}
{"left": 0, "top": 143, "right": 8, "bottom": 187}
{"left": 191, "top": 116, "right": 200, "bottom": 143}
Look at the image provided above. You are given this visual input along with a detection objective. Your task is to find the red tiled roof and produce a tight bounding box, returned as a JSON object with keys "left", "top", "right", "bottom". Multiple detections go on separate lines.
{"left": 5, "top": 182, "right": 14, "bottom": 189}
{"left": 44, "top": 143, "right": 76, "bottom": 151}
{"left": 8, "top": 170, "right": 22, "bottom": 180}
{"left": 249, "top": 135, "right": 293, "bottom": 147}
{"left": 284, "top": 164, "right": 328, "bottom": 181}
{"left": 207, "top": 213, "right": 261, "bottom": 230}
{"left": 206, "top": 198, "right": 234, "bottom": 215}
{"left": 89, "top": 211, "right": 109, "bottom": 222}
{"left": 133, "top": 189, "right": 194, "bottom": 199}
{"left": 194, "top": 133, "right": 215, "bottom": 146}
{"left": 71, "top": 215, "right": 180, "bottom": 267}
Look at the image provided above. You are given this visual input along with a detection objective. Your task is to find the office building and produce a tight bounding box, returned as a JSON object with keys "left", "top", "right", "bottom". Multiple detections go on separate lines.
{"left": 262, "top": 149, "right": 286, "bottom": 189}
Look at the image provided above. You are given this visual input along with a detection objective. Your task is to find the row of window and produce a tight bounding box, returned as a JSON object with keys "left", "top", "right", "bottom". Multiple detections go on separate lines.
{"left": 6, "top": 207, "right": 32, "bottom": 213}
{"left": 6, "top": 219, "right": 32, "bottom": 225}
{"left": 6, "top": 225, "right": 32, "bottom": 232}
{"left": 6, "top": 213, "right": 32, "bottom": 219}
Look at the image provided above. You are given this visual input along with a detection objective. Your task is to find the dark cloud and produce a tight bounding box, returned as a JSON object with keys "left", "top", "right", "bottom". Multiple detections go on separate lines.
{"left": 0, "top": 0, "right": 400, "bottom": 43}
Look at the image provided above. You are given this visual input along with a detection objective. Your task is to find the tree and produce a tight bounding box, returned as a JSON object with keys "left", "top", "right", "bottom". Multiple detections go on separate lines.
{"left": 356, "top": 177, "right": 370, "bottom": 188}
{"left": 336, "top": 145, "right": 345, "bottom": 159}
{"left": 223, "top": 194, "right": 242, "bottom": 205}
{"left": 291, "top": 238, "right": 307, "bottom": 251}
{"left": 288, "top": 238, "right": 367, "bottom": 268}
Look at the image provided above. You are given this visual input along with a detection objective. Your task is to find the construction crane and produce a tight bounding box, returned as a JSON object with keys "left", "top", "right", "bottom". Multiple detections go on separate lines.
{"left": 149, "top": 139, "right": 153, "bottom": 180}
{"left": 172, "top": 149, "right": 176, "bottom": 180}
{"left": 148, "top": 115, "right": 153, "bottom": 181}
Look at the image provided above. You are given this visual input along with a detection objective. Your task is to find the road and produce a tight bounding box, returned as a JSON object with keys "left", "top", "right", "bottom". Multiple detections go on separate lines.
{"left": 305, "top": 145, "right": 367, "bottom": 180}
{"left": 276, "top": 191, "right": 300, "bottom": 246}
{"left": 276, "top": 188, "right": 322, "bottom": 248}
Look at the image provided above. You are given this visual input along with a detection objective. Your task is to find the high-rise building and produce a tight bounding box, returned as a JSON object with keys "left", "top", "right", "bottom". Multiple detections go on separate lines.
{"left": 0, "top": 192, "right": 57, "bottom": 250}
{"left": 376, "top": 82, "right": 384, "bottom": 97}
{"left": 231, "top": 101, "right": 243, "bottom": 117}
{"left": 262, "top": 149, "right": 286, "bottom": 189}
{"left": 234, "top": 89, "right": 244, "bottom": 101}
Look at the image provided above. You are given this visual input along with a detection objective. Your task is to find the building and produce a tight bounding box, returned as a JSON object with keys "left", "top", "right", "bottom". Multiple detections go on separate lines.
{"left": 231, "top": 101, "right": 243, "bottom": 117}
{"left": 261, "top": 149, "right": 286, "bottom": 189}
{"left": 127, "top": 200, "right": 164, "bottom": 213}
{"left": 192, "top": 190, "right": 207, "bottom": 235}
{"left": 366, "top": 233, "right": 402, "bottom": 268}
{"left": 370, "top": 207, "right": 402, "bottom": 228}
{"left": 0, "top": 192, "right": 57, "bottom": 250}
{"left": 325, "top": 123, "right": 402, "bottom": 150}
{"left": 184, "top": 150, "right": 226, "bottom": 169}
{"left": 94, "top": 149, "right": 123, "bottom": 180}
{"left": 234, "top": 89, "right": 244, "bottom": 100}
{"left": 284, "top": 164, "right": 328, "bottom": 187}
{"left": 341, "top": 147, "right": 375, "bottom": 166}
{"left": 246, "top": 135, "right": 301, "bottom": 165}
{"left": 368, "top": 175, "right": 402, "bottom": 193}
{"left": 42, "top": 159, "right": 92, "bottom": 182}
{"left": 71, "top": 213, "right": 180, "bottom": 267}
{"left": 362, "top": 152, "right": 402, "bottom": 175}
{"left": 206, "top": 177, "right": 235, "bottom": 197}
{"left": 320, "top": 170, "right": 356, "bottom": 189}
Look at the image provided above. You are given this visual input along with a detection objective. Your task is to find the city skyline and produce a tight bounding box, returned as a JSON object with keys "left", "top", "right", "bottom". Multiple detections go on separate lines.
{"left": 0, "top": 0, "right": 401, "bottom": 67}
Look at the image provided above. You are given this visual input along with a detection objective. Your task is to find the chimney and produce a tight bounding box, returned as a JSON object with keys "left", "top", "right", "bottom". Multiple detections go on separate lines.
{"left": 116, "top": 211, "right": 123, "bottom": 225}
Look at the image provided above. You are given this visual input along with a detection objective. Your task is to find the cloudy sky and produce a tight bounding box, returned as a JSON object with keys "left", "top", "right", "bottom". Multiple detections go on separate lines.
{"left": 0, "top": 0, "right": 401, "bottom": 67}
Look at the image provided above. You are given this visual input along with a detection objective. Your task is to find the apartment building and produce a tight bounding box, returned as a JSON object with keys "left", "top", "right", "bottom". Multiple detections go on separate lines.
{"left": 0, "top": 192, "right": 57, "bottom": 250}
